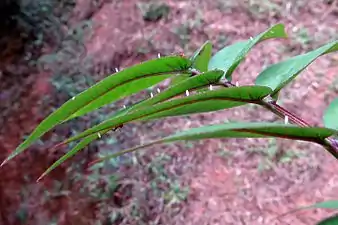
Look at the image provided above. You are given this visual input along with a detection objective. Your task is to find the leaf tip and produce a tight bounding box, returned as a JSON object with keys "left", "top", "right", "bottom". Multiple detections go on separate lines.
{"left": 0, "top": 152, "right": 16, "bottom": 167}
{"left": 37, "top": 172, "right": 47, "bottom": 182}
{"left": 88, "top": 158, "right": 101, "bottom": 167}
{"left": 0, "top": 159, "right": 8, "bottom": 167}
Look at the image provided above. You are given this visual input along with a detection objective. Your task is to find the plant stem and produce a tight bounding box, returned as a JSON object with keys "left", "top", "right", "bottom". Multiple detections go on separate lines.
{"left": 260, "top": 99, "right": 338, "bottom": 159}
{"left": 259, "top": 99, "right": 310, "bottom": 127}
{"left": 218, "top": 79, "right": 338, "bottom": 159}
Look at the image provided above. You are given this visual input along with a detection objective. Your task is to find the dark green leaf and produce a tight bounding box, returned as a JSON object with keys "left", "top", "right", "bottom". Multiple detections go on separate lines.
{"left": 94, "top": 122, "right": 335, "bottom": 164}
{"left": 66, "top": 56, "right": 191, "bottom": 120}
{"left": 317, "top": 214, "right": 338, "bottom": 225}
{"left": 190, "top": 41, "right": 213, "bottom": 72}
{"left": 170, "top": 40, "right": 212, "bottom": 86}
{"left": 276, "top": 200, "right": 338, "bottom": 221}
{"left": 323, "top": 98, "right": 338, "bottom": 130}
{"left": 208, "top": 24, "right": 287, "bottom": 79}
{"left": 141, "top": 86, "right": 271, "bottom": 120}
{"left": 2, "top": 56, "right": 191, "bottom": 165}
{"left": 302, "top": 200, "right": 338, "bottom": 210}
{"left": 256, "top": 41, "right": 338, "bottom": 97}
{"left": 65, "top": 86, "right": 272, "bottom": 143}
{"left": 126, "top": 70, "right": 224, "bottom": 113}
{"left": 164, "top": 122, "right": 334, "bottom": 142}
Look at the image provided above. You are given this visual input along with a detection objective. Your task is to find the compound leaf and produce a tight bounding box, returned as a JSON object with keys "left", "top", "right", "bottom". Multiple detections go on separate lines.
{"left": 2, "top": 56, "right": 191, "bottom": 165}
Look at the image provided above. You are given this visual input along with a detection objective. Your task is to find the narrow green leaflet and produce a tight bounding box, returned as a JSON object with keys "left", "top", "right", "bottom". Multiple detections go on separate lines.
{"left": 2, "top": 56, "right": 191, "bottom": 165}
{"left": 275, "top": 200, "right": 338, "bottom": 221}
{"left": 65, "top": 86, "right": 272, "bottom": 143}
{"left": 98, "top": 70, "right": 224, "bottom": 118}
{"left": 255, "top": 41, "right": 338, "bottom": 97}
{"left": 37, "top": 128, "right": 111, "bottom": 181}
{"left": 164, "top": 122, "right": 334, "bottom": 142}
{"left": 66, "top": 56, "right": 191, "bottom": 120}
{"left": 316, "top": 214, "right": 338, "bottom": 225}
{"left": 140, "top": 86, "right": 271, "bottom": 121}
{"left": 190, "top": 41, "right": 213, "bottom": 72}
{"left": 125, "top": 70, "right": 224, "bottom": 113}
{"left": 94, "top": 122, "right": 335, "bottom": 164}
{"left": 323, "top": 98, "right": 338, "bottom": 130}
{"left": 302, "top": 200, "right": 338, "bottom": 209}
{"left": 208, "top": 24, "right": 287, "bottom": 79}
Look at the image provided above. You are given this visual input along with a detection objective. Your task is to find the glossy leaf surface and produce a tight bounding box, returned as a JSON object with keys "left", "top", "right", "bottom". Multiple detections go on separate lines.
{"left": 208, "top": 24, "right": 287, "bottom": 79}
{"left": 323, "top": 98, "right": 338, "bottom": 130}
{"left": 256, "top": 41, "right": 338, "bottom": 97}
{"left": 3, "top": 56, "right": 191, "bottom": 164}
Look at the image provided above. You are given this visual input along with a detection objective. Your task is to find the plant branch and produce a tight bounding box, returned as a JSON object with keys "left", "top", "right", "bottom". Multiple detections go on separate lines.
{"left": 217, "top": 78, "right": 338, "bottom": 159}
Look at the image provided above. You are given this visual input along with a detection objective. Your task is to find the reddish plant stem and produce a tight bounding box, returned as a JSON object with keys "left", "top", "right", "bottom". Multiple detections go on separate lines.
{"left": 260, "top": 100, "right": 310, "bottom": 127}
{"left": 218, "top": 79, "right": 338, "bottom": 159}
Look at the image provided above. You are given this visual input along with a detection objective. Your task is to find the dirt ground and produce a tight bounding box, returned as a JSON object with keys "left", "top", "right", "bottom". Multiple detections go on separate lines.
{"left": 1, "top": 0, "right": 338, "bottom": 224}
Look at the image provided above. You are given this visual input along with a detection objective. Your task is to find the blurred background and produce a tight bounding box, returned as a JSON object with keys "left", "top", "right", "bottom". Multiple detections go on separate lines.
{"left": 0, "top": 0, "right": 338, "bottom": 224}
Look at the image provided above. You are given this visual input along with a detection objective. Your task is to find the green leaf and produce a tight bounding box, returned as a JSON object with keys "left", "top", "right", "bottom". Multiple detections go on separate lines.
{"left": 323, "top": 98, "right": 338, "bottom": 130}
{"left": 317, "top": 214, "right": 338, "bottom": 225}
{"left": 302, "top": 200, "right": 338, "bottom": 209}
{"left": 65, "top": 86, "right": 272, "bottom": 143}
{"left": 41, "top": 121, "right": 335, "bottom": 178}
{"left": 140, "top": 86, "right": 271, "bottom": 120}
{"left": 37, "top": 130, "right": 109, "bottom": 181}
{"left": 277, "top": 200, "right": 338, "bottom": 220}
{"left": 164, "top": 122, "right": 334, "bottom": 142}
{"left": 67, "top": 56, "right": 191, "bottom": 120}
{"left": 190, "top": 41, "right": 213, "bottom": 72}
{"left": 2, "top": 56, "right": 191, "bottom": 165}
{"left": 94, "top": 122, "right": 335, "bottom": 164}
{"left": 126, "top": 70, "right": 224, "bottom": 113}
{"left": 208, "top": 24, "right": 287, "bottom": 79}
{"left": 256, "top": 41, "right": 338, "bottom": 97}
